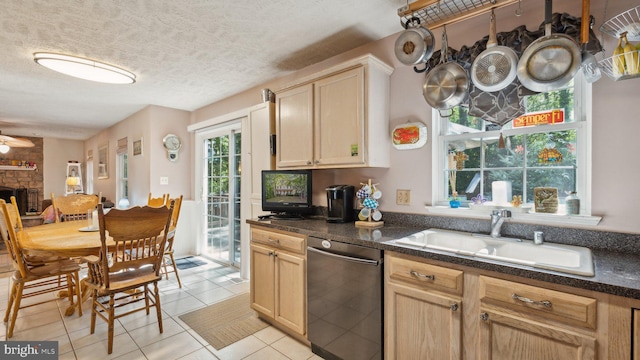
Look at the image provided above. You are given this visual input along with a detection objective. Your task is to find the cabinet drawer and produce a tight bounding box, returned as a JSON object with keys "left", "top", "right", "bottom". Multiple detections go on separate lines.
{"left": 479, "top": 276, "right": 597, "bottom": 329}
{"left": 387, "top": 254, "right": 463, "bottom": 295}
{"left": 251, "top": 227, "right": 306, "bottom": 255}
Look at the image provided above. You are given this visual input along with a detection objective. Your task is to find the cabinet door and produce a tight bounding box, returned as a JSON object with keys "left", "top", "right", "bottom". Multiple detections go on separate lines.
{"left": 247, "top": 103, "right": 274, "bottom": 218}
{"left": 274, "top": 251, "right": 306, "bottom": 335}
{"left": 385, "top": 282, "right": 462, "bottom": 360}
{"left": 478, "top": 309, "right": 596, "bottom": 360}
{"left": 276, "top": 84, "right": 314, "bottom": 168}
{"left": 250, "top": 244, "right": 275, "bottom": 317}
{"left": 314, "top": 67, "right": 364, "bottom": 167}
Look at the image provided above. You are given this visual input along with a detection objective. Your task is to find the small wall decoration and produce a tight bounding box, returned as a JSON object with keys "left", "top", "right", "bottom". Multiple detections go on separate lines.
{"left": 97, "top": 144, "right": 108, "bottom": 179}
{"left": 392, "top": 122, "right": 427, "bottom": 150}
{"left": 355, "top": 179, "right": 384, "bottom": 228}
{"left": 133, "top": 138, "right": 143, "bottom": 156}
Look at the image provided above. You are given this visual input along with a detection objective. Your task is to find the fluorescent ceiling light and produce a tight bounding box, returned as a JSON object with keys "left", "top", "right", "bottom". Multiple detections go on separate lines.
{"left": 33, "top": 52, "right": 136, "bottom": 84}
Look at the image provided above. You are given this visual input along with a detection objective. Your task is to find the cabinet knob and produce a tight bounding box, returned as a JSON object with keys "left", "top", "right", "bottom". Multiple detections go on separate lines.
{"left": 480, "top": 312, "right": 489, "bottom": 321}
{"left": 307, "top": 161, "right": 312, "bottom": 165}
{"left": 450, "top": 303, "right": 459, "bottom": 312}
{"left": 314, "top": 159, "right": 319, "bottom": 164}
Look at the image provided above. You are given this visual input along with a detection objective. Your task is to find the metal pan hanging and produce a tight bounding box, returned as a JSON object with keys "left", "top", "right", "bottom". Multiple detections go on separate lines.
{"left": 394, "top": 17, "right": 435, "bottom": 66}
{"left": 423, "top": 27, "right": 469, "bottom": 117}
{"left": 517, "top": 0, "right": 581, "bottom": 92}
{"left": 471, "top": 9, "right": 519, "bottom": 92}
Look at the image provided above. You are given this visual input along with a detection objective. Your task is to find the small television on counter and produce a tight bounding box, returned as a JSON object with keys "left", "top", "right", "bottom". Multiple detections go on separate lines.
{"left": 261, "top": 170, "right": 312, "bottom": 219}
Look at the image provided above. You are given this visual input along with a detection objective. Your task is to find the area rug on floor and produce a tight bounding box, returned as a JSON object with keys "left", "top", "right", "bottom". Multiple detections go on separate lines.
{"left": 175, "top": 256, "right": 208, "bottom": 270}
{"left": 179, "top": 293, "right": 268, "bottom": 349}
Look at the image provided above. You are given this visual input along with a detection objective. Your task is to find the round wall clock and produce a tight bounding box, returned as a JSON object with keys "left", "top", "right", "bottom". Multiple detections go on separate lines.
{"left": 163, "top": 134, "right": 182, "bottom": 161}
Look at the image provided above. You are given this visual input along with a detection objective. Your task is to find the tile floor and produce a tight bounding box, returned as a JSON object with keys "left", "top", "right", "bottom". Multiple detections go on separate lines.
{"left": 0, "top": 257, "right": 323, "bottom": 360}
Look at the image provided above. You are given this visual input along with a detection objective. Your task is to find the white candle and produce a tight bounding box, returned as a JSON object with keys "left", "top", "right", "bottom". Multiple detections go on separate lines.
{"left": 492, "top": 181, "right": 512, "bottom": 206}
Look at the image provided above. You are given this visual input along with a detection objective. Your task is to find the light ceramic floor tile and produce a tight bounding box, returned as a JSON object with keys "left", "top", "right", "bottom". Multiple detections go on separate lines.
{"left": 243, "top": 346, "right": 290, "bottom": 360}
{"left": 253, "top": 326, "right": 287, "bottom": 345}
{"left": 186, "top": 328, "right": 211, "bottom": 347}
{"left": 208, "top": 335, "right": 267, "bottom": 360}
{"left": 140, "top": 331, "right": 204, "bottom": 360}
{"left": 184, "top": 279, "right": 223, "bottom": 296}
{"left": 161, "top": 287, "right": 199, "bottom": 303}
{"left": 68, "top": 319, "right": 127, "bottom": 350}
{"left": 161, "top": 294, "right": 207, "bottom": 316}
{"left": 74, "top": 332, "right": 140, "bottom": 360}
{"left": 9, "top": 307, "right": 62, "bottom": 333}
{"left": 271, "top": 336, "right": 315, "bottom": 360}
{"left": 58, "top": 350, "right": 79, "bottom": 360}
{"left": 10, "top": 315, "right": 68, "bottom": 340}
{"left": 177, "top": 347, "right": 220, "bottom": 360}
{"left": 193, "top": 287, "right": 235, "bottom": 305}
{"left": 225, "top": 281, "right": 250, "bottom": 294}
{"left": 112, "top": 349, "right": 148, "bottom": 360}
{"left": 128, "top": 317, "right": 186, "bottom": 348}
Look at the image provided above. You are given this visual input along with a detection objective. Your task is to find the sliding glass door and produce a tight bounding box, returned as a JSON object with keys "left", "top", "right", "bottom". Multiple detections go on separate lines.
{"left": 200, "top": 122, "right": 242, "bottom": 266}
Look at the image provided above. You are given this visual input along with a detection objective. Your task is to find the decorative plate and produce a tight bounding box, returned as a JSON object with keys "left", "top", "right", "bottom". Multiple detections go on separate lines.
{"left": 392, "top": 122, "right": 427, "bottom": 149}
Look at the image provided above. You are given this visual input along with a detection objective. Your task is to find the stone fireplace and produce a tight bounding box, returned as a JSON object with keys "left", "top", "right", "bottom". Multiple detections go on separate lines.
{"left": 0, "top": 135, "right": 44, "bottom": 213}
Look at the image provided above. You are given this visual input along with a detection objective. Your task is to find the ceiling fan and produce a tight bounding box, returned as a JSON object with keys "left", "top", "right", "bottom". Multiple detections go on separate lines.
{"left": 0, "top": 131, "right": 35, "bottom": 154}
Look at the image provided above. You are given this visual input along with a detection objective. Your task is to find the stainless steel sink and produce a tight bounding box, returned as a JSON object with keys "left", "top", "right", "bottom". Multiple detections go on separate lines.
{"left": 389, "top": 228, "right": 594, "bottom": 277}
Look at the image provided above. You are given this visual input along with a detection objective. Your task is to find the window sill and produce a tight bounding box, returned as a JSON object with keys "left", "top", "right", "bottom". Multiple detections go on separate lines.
{"left": 425, "top": 206, "right": 602, "bottom": 227}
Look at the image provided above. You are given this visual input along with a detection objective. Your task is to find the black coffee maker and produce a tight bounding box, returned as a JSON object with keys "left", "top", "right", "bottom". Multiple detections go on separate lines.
{"left": 326, "top": 185, "right": 355, "bottom": 223}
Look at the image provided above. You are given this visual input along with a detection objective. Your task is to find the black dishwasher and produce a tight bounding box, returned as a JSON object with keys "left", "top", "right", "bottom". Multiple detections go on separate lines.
{"left": 307, "top": 236, "right": 383, "bottom": 360}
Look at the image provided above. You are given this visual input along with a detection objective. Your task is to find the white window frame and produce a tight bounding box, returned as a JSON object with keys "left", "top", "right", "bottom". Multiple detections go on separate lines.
{"left": 430, "top": 73, "right": 600, "bottom": 226}
{"left": 117, "top": 153, "right": 128, "bottom": 205}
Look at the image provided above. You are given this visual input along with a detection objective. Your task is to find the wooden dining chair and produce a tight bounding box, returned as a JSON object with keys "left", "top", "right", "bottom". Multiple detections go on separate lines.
{"left": 162, "top": 195, "right": 183, "bottom": 287}
{"left": 5, "top": 196, "right": 67, "bottom": 267}
{"left": 50, "top": 193, "right": 100, "bottom": 222}
{"left": 148, "top": 193, "right": 169, "bottom": 207}
{"left": 0, "top": 199, "right": 83, "bottom": 338}
{"left": 83, "top": 202, "right": 174, "bottom": 354}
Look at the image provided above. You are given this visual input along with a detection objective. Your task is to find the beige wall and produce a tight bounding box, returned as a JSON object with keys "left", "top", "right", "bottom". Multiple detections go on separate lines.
{"left": 43, "top": 138, "right": 85, "bottom": 200}
{"left": 83, "top": 105, "right": 191, "bottom": 206}
{"left": 191, "top": 0, "right": 640, "bottom": 234}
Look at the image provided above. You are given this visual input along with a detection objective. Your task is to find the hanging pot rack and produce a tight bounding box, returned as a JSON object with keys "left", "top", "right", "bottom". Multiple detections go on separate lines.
{"left": 398, "top": 0, "right": 520, "bottom": 30}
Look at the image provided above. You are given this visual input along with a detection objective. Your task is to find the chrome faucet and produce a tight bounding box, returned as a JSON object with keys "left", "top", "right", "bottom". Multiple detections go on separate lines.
{"left": 490, "top": 209, "right": 511, "bottom": 238}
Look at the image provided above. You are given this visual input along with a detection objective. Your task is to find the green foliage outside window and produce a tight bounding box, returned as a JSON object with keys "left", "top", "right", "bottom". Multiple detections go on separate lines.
{"left": 444, "top": 85, "right": 578, "bottom": 205}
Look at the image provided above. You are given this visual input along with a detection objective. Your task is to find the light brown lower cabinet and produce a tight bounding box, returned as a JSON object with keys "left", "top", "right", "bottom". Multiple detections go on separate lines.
{"left": 385, "top": 251, "right": 640, "bottom": 360}
{"left": 249, "top": 226, "right": 306, "bottom": 337}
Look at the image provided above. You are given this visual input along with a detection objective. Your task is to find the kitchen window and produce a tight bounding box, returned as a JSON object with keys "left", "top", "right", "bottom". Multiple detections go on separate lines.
{"left": 433, "top": 73, "right": 592, "bottom": 217}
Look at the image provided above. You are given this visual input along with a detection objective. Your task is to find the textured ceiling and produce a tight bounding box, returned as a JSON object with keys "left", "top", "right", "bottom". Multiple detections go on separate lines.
{"left": 0, "top": 0, "right": 405, "bottom": 140}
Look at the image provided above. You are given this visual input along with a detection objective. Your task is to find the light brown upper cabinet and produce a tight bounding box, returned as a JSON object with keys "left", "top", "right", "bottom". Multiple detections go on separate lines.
{"left": 275, "top": 54, "right": 393, "bottom": 169}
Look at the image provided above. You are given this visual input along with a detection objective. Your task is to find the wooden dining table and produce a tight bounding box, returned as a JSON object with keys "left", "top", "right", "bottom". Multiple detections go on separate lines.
{"left": 20, "top": 220, "right": 112, "bottom": 258}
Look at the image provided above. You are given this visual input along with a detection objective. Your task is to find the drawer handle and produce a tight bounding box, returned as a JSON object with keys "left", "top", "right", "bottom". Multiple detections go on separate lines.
{"left": 267, "top": 237, "right": 280, "bottom": 244}
{"left": 410, "top": 270, "right": 435, "bottom": 281}
{"left": 512, "top": 293, "right": 552, "bottom": 308}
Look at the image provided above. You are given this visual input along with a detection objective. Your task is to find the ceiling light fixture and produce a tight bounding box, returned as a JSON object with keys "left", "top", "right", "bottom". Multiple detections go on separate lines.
{"left": 0, "top": 141, "right": 10, "bottom": 154}
{"left": 33, "top": 52, "right": 136, "bottom": 84}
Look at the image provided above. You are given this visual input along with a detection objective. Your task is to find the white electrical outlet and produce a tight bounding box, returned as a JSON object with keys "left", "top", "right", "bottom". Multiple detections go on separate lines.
{"left": 160, "top": 177, "right": 169, "bottom": 185}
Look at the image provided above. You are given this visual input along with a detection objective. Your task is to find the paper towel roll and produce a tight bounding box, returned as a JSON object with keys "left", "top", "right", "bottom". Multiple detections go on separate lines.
{"left": 492, "top": 181, "right": 512, "bottom": 206}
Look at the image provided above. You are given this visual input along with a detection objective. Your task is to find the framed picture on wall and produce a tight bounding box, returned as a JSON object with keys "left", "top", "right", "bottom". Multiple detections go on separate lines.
{"left": 133, "top": 138, "right": 143, "bottom": 156}
{"left": 98, "top": 143, "right": 108, "bottom": 179}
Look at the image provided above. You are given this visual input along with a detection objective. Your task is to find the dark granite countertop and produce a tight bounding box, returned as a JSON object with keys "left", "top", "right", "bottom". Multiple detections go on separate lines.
{"left": 247, "top": 218, "right": 640, "bottom": 300}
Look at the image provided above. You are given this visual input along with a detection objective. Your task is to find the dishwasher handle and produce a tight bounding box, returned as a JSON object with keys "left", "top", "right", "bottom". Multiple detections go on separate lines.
{"left": 307, "top": 246, "right": 380, "bottom": 266}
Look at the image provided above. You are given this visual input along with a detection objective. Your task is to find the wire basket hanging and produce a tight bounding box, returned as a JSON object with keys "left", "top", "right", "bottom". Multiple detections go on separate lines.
{"left": 599, "top": 5, "right": 640, "bottom": 41}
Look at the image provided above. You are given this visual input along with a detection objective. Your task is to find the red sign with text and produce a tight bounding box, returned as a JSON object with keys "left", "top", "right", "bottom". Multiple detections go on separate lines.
{"left": 513, "top": 109, "right": 565, "bottom": 128}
